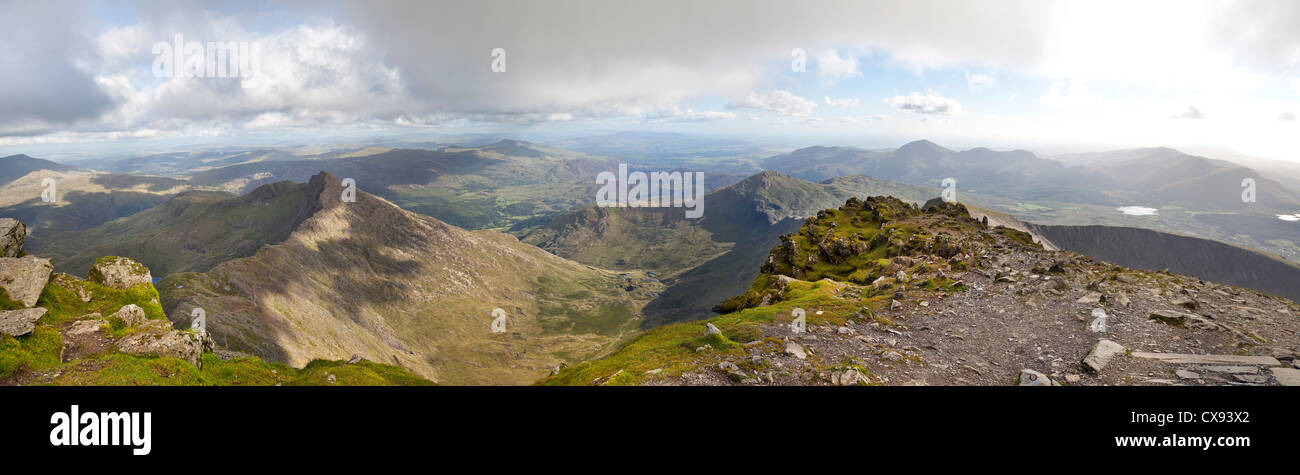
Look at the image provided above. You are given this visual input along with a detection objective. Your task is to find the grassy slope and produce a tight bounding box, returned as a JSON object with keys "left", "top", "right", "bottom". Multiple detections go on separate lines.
{"left": 0, "top": 264, "right": 431, "bottom": 386}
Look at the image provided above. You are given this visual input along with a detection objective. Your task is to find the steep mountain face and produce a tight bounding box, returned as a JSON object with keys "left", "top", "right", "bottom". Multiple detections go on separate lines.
{"left": 1027, "top": 224, "right": 1300, "bottom": 303}
{"left": 546, "top": 197, "right": 1300, "bottom": 386}
{"left": 524, "top": 171, "right": 943, "bottom": 324}
{"left": 29, "top": 181, "right": 316, "bottom": 278}
{"left": 159, "top": 172, "right": 655, "bottom": 385}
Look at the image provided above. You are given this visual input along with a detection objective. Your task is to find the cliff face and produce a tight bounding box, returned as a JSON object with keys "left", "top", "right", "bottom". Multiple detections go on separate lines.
{"left": 1027, "top": 224, "right": 1300, "bottom": 303}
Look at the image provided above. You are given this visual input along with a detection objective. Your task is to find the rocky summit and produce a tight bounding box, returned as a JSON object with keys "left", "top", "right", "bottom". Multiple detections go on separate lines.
{"left": 545, "top": 197, "right": 1300, "bottom": 386}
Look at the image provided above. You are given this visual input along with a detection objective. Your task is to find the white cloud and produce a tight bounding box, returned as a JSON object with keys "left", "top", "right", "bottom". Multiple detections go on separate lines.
{"left": 730, "top": 90, "right": 817, "bottom": 116}
{"left": 841, "top": 114, "right": 890, "bottom": 124}
{"left": 823, "top": 96, "right": 860, "bottom": 109}
{"left": 966, "top": 71, "right": 995, "bottom": 91}
{"left": 1279, "top": 112, "right": 1296, "bottom": 121}
{"left": 1172, "top": 106, "right": 1207, "bottom": 119}
{"left": 645, "top": 107, "right": 736, "bottom": 122}
{"left": 884, "top": 92, "right": 962, "bottom": 116}
{"left": 817, "top": 50, "right": 861, "bottom": 81}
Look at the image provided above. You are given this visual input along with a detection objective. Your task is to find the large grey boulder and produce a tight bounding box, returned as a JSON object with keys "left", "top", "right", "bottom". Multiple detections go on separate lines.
{"left": 108, "top": 304, "right": 147, "bottom": 327}
{"left": 0, "top": 307, "right": 47, "bottom": 336}
{"left": 0, "top": 218, "right": 25, "bottom": 257}
{"left": 86, "top": 256, "right": 153, "bottom": 290}
{"left": 1017, "top": 368, "right": 1056, "bottom": 386}
{"left": 0, "top": 256, "right": 53, "bottom": 307}
{"left": 115, "top": 320, "right": 205, "bottom": 368}
{"left": 1082, "top": 339, "right": 1125, "bottom": 373}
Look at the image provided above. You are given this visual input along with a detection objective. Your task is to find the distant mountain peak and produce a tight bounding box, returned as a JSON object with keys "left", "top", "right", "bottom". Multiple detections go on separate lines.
{"left": 896, "top": 139, "right": 952, "bottom": 156}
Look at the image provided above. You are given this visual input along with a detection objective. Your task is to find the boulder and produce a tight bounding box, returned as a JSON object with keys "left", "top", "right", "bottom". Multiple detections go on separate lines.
{"left": 86, "top": 256, "right": 153, "bottom": 290}
{"left": 1017, "top": 369, "right": 1055, "bottom": 386}
{"left": 831, "top": 369, "right": 869, "bottom": 386}
{"left": 0, "top": 307, "right": 47, "bottom": 336}
{"left": 1082, "top": 339, "right": 1125, "bottom": 373}
{"left": 108, "top": 304, "right": 147, "bottom": 327}
{"left": 115, "top": 320, "right": 205, "bottom": 368}
{"left": 0, "top": 256, "right": 53, "bottom": 307}
{"left": 784, "top": 341, "right": 807, "bottom": 359}
{"left": 1148, "top": 309, "right": 1219, "bottom": 330}
{"left": 703, "top": 323, "right": 722, "bottom": 336}
{"left": 0, "top": 218, "right": 25, "bottom": 257}
{"left": 65, "top": 317, "right": 106, "bottom": 338}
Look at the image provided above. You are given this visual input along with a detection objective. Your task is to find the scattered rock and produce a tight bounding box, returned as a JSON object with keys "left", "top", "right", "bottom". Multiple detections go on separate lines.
{"left": 0, "top": 256, "right": 53, "bottom": 307}
{"left": 115, "top": 320, "right": 205, "bottom": 368}
{"left": 1076, "top": 291, "right": 1103, "bottom": 304}
{"left": 703, "top": 323, "right": 722, "bottom": 336}
{"left": 1115, "top": 290, "right": 1131, "bottom": 308}
{"left": 890, "top": 299, "right": 902, "bottom": 310}
{"left": 1270, "top": 368, "right": 1300, "bottom": 386}
{"left": 1175, "top": 369, "right": 1200, "bottom": 380}
{"left": 881, "top": 350, "right": 904, "bottom": 362}
{"left": 326, "top": 373, "right": 337, "bottom": 383}
{"left": 784, "top": 341, "right": 807, "bottom": 359}
{"left": 108, "top": 304, "right": 147, "bottom": 327}
{"left": 86, "top": 256, "right": 153, "bottom": 290}
{"left": 346, "top": 354, "right": 363, "bottom": 364}
{"left": 1129, "top": 352, "right": 1280, "bottom": 366}
{"left": 1017, "top": 369, "right": 1054, "bottom": 386}
{"left": 64, "top": 317, "right": 106, "bottom": 337}
{"left": 1082, "top": 339, "right": 1125, "bottom": 372}
{"left": 831, "top": 369, "right": 868, "bottom": 386}
{"left": 0, "top": 307, "right": 47, "bottom": 336}
{"left": 1147, "top": 309, "right": 1219, "bottom": 330}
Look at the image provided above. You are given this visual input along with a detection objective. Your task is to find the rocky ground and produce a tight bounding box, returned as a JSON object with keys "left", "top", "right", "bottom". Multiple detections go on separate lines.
{"left": 556, "top": 197, "right": 1300, "bottom": 386}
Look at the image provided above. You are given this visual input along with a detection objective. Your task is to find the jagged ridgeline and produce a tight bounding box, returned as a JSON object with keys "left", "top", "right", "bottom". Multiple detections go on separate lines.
{"left": 0, "top": 220, "right": 432, "bottom": 385}
{"left": 714, "top": 196, "right": 1011, "bottom": 313}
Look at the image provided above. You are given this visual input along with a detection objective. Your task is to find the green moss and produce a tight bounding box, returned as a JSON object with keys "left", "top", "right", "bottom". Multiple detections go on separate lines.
{"left": 0, "top": 325, "right": 63, "bottom": 380}
{"left": 0, "top": 286, "right": 26, "bottom": 311}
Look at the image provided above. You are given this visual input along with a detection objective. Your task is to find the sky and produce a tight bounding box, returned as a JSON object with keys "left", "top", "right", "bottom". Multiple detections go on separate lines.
{"left": 1, "top": 0, "right": 1299, "bottom": 162}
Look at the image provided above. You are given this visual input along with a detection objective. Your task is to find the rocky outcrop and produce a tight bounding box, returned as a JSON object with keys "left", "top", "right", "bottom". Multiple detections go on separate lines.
{"left": 0, "top": 218, "right": 25, "bottom": 257}
{"left": 0, "top": 307, "right": 47, "bottom": 336}
{"left": 0, "top": 255, "right": 53, "bottom": 307}
{"left": 115, "top": 320, "right": 206, "bottom": 368}
{"left": 86, "top": 256, "right": 153, "bottom": 290}
{"left": 108, "top": 304, "right": 147, "bottom": 327}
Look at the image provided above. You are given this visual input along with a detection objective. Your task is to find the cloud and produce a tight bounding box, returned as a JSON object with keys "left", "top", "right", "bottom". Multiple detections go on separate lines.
{"left": 823, "top": 96, "right": 860, "bottom": 109}
{"left": 645, "top": 107, "right": 736, "bottom": 122}
{"left": 1279, "top": 112, "right": 1296, "bottom": 121}
{"left": 816, "top": 50, "right": 861, "bottom": 81}
{"left": 841, "top": 114, "right": 889, "bottom": 124}
{"left": 4, "top": 0, "right": 1300, "bottom": 145}
{"left": 730, "top": 90, "right": 817, "bottom": 116}
{"left": 884, "top": 92, "right": 962, "bottom": 116}
{"left": 966, "top": 71, "right": 995, "bottom": 91}
{"left": 1172, "top": 106, "right": 1208, "bottom": 119}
